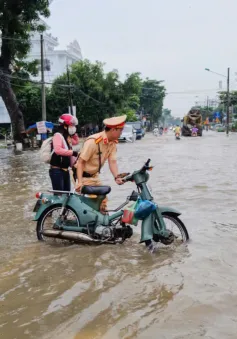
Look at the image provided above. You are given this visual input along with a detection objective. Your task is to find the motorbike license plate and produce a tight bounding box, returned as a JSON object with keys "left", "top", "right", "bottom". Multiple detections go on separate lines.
{"left": 33, "top": 200, "right": 41, "bottom": 212}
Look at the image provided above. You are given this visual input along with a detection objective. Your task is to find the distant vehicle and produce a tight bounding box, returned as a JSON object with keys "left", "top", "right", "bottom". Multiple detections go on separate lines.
{"left": 215, "top": 124, "right": 225, "bottom": 132}
{"left": 126, "top": 121, "right": 145, "bottom": 140}
{"left": 182, "top": 107, "right": 202, "bottom": 136}
{"left": 175, "top": 133, "right": 180, "bottom": 140}
{"left": 153, "top": 128, "right": 159, "bottom": 136}
{"left": 118, "top": 124, "right": 136, "bottom": 142}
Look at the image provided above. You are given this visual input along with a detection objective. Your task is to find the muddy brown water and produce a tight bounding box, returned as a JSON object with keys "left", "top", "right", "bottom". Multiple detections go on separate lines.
{"left": 1, "top": 131, "right": 237, "bottom": 339}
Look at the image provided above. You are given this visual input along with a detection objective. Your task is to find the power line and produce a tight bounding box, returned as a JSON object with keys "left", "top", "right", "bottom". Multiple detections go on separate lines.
{"left": 0, "top": 70, "right": 49, "bottom": 85}
{"left": 0, "top": 77, "right": 32, "bottom": 89}
{"left": 0, "top": 35, "right": 40, "bottom": 42}
{"left": 167, "top": 88, "right": 220, "bottom": 95}
{"left": 0, "top": 69, "right": 226, "bottom": 108}
{"left": 0, "top": 68, "right": 221, "bottom": 94}
{"left": 0, "top": 71, "right": 108, "bottom": 107}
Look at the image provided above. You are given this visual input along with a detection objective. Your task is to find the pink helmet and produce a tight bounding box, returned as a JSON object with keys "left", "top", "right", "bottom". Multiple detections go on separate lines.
{"left": 58, "top": 114, "right": 78, "bottom": 126}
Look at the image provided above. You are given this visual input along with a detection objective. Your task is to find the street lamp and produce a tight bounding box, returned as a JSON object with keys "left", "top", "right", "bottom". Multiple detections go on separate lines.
{"left": 205, "top": 67, "right": 230, "bottom": 135}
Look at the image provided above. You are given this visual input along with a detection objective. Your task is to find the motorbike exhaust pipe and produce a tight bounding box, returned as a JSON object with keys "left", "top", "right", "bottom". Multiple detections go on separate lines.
{"left": 41, "top": 229, "right": 101, "bottom": 243}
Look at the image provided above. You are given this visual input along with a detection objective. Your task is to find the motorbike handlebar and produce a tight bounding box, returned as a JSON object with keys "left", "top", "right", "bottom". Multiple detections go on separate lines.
{"left": 141, "top": 158, "right": 151, "bottom": 171}
{"left": 123, "top": 174, "right": 133, "bottom": 182}
{"left": 123, "top": 159, "right": 152, "bottom": 183}
{"left": 145, "top": 158, "right": 151, "bottom": 167}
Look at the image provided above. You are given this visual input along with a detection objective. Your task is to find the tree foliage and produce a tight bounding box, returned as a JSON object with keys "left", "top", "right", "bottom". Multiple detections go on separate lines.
{"left": 218, "top": 91, "right": 237, "bottom": 105}
{"left": 193, "top": 90, "right": 237, "bottom": 124}
{"left": 0, "top": 0, "right": 50, "bottom": 141}
{"left": 49, "top": 60, "right": 126, "bottom": 127}
{"left": 140, "top": 79, "right": 166, "bottom": 125}
{"left": 15, "top": 59, "right": 166, "bottom": 130}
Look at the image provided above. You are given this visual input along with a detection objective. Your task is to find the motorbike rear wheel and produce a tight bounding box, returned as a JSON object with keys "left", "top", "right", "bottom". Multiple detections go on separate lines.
{"left": 153, "top": 213, "right": 189, "bottom": 246}
{"left": 36, "top": 204, "right": 79, "bottom": 243}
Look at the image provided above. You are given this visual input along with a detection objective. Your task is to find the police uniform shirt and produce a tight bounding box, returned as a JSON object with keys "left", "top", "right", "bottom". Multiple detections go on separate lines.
{"left": 79, "top": 131, "right": 117, "bottom": 175}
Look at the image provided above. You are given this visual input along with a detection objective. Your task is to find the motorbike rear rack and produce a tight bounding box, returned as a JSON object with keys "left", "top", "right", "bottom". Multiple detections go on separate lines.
{"left": 48, "top": 190, "right": 74, "bottom": 195}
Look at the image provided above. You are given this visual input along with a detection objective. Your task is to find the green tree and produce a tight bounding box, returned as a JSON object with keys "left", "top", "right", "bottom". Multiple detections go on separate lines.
{"left": 13, "top": 60, "right": 167, "bottom": 130}
{"left": 122, "top": 73, "right": 142, "bottom": 110}
{"left": 140, "top": 79, "right": 166, "bottom": 126}
{"left": 50, "top": 60, "right": 123, "bottom": 126}
{"left": 0, "top": 0, "right": 50, "bottom": 141}
{"left": 218, "top": 91, "right": 237, "bottom": 105}
{"left": 49, "top": 60, "right": 142, "bottom": 127}
{"left": 218, "top": 91, "right": 237, "bottom": 119}
{"left": 119, "top": 108, "right": 137, "bottom": 121}
{"left": 15, "top": 84, "right": 53, "bottom": 126}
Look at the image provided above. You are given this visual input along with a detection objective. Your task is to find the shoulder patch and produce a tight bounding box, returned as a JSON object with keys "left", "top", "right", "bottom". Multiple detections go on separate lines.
{"left": 95, "top": 136, "right": 103, "bottom": 144}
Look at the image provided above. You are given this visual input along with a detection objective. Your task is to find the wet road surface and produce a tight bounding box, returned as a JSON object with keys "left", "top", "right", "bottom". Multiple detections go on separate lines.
{"left": 1, "top": 131, "right": 237, "bottom": 339}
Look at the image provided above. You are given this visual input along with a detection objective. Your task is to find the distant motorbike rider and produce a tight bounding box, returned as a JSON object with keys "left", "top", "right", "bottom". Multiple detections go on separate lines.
{"left": 191, "top": 125, "right": 198, "bottom": 137}
{"left": 153, "top": 127, "right": 159, "bottom": 136}
{"left": 174, "top": 125, "right": 181, "bottom": 136}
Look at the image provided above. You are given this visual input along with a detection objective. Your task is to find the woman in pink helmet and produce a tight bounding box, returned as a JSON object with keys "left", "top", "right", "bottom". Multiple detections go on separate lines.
{"left": 49, "top": 114, "right": 79, "bottom": 192}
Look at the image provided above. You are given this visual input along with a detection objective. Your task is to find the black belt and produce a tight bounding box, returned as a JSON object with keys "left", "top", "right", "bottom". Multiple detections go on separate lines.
{"left": 83, "top": 171, "right": 97, "bottom": 178}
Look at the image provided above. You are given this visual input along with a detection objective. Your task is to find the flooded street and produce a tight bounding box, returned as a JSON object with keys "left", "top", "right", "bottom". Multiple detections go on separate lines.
{"left": 1, "top": 131, "right": 237, "bottom": 339}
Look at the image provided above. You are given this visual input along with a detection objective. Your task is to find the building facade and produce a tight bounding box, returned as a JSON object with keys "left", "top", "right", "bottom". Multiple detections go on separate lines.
{"left": 26, "top": 28, "right": 82, "bottom": 83}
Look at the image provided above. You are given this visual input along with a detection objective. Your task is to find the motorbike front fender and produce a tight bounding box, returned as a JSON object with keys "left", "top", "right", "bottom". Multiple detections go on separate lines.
{"left": 139, "top": 206, "right": 181, "bottom": 243}
{"left": 140, "top": 213, "right": 154, "bottom": 243}
{"left": 159, "top": 206, "right": 181, "bottom": 217}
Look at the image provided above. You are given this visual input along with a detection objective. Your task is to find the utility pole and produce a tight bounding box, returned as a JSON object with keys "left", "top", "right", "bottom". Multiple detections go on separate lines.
{"left": 67, "top": 64, "right": 73, "bottom": 115}
{"left": 206, "top": 96, "right": 209, "bottom": 126}
{"left": 226, "top": 67, "right": 230, "bottom": 136}
{"left": 40, "top": 34, "right": 46, "bottom": 121}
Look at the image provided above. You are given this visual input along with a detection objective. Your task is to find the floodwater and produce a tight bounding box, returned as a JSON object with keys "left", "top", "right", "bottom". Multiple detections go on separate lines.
{"left": 1, "top": 131, "right": 237, "bottom": 339}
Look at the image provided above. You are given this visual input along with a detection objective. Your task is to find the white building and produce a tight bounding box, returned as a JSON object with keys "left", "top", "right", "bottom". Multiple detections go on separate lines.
{"left": 26, "top": 22, "right": 82, "bottom": 83}
{"left": 0, "top": 10, "right": 82, "bottom": 124}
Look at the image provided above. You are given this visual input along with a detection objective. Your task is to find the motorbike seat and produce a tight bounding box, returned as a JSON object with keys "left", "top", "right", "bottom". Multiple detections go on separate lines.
{"left": 81, "top": 185, "right": 111, "bottom": 196}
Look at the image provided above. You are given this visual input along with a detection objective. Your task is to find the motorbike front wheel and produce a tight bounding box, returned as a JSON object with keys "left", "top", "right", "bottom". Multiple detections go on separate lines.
{"left": 36, "top": 204, "right": 79, "bottom": 243}
{"left": 153, "top": 213, "right": 189, "bottom": 245}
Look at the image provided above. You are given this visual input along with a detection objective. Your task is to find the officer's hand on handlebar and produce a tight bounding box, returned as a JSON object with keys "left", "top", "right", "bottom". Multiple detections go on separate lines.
{"left": 115, "top": 177, "right": 124, "bottom": 185}
{"left": 115, "top": 172, "right": 130, "bottom": 185}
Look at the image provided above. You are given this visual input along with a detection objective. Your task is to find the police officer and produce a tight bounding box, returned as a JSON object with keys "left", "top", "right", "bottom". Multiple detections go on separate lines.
{"left": 75, "top": 115, "right": 127, "bottom": 212}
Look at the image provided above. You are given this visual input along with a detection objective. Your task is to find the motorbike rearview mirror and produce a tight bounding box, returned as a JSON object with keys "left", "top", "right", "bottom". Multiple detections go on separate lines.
{"left": 145, "top": 158, "right": 151, "bottom": 166}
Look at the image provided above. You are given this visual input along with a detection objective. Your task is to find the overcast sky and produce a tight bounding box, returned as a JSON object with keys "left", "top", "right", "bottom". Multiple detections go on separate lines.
{"left": 48, "top": 0, "right": 237, "bottom": 117}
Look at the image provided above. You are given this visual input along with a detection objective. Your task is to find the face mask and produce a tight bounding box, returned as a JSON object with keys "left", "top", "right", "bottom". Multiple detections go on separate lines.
{"left": 68, "top": 126, "right": 77, "bottom": 136}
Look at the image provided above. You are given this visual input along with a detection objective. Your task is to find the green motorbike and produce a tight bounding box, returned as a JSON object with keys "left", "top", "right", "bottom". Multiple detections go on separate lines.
{"left": 33, "top": 159, "right": 189, "bottom": 250}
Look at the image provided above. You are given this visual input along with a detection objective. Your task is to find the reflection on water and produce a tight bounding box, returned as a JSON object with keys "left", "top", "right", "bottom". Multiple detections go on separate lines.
{"left": 1, "top": 132, "right": 237, "bottom": 338}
